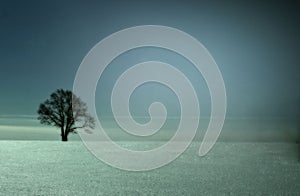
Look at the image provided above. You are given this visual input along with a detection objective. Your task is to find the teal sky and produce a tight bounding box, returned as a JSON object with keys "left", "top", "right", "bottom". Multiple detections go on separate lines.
{"left": 0, "top": 0, "right": 299, "bottom": 140}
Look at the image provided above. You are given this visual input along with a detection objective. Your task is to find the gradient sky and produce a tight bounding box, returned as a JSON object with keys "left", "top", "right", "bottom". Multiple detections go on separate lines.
{"left": 0, "top": 0, "right": 299, "bottom": 140}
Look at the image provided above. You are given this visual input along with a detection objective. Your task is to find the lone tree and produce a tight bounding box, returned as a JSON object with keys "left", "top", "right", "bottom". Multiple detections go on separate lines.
{"left": 37, "top": 89, "right": 95, "bottom": 141}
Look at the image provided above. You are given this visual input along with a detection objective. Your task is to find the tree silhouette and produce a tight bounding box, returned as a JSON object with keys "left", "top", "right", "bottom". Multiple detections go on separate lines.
{"left": 37, "top": 89, "right": 95, "bottom": 141}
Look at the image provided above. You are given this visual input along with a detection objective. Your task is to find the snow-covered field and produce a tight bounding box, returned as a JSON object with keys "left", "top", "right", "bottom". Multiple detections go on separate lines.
{"left": 0, "top": 141, "right": 299, "bottom": 195}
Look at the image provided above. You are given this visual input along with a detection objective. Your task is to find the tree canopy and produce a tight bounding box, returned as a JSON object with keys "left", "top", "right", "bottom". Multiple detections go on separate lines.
{"left": 37, "top": 89, "right": 95, "bottom": 141}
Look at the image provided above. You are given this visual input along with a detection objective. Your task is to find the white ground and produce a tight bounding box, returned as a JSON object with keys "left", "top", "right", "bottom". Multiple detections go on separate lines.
{"left": 0, "top": 141, "right": 299, "bottom": 195}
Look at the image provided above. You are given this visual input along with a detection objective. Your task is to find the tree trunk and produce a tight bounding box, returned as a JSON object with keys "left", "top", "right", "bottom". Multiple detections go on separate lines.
{"left": 61, "top": 135, "right": 68, "bottom": 142}
{"left": 61, "top": 127, "right": 68, "bottom": 142}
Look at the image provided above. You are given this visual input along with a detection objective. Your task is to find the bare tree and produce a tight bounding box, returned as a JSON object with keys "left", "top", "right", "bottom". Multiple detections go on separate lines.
{"left": 37, "top": 89, "right": 95, "bottom": 141}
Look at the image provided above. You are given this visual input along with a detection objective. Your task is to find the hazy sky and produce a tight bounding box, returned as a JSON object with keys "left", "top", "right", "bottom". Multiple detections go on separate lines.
{"left": 0, "top": 0, "right": 299, "bottom": 139}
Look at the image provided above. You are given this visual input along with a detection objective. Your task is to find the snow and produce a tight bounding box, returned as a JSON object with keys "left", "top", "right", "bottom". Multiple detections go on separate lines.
{"left": 0, "top": 141, "right": 299, "bottom": 195}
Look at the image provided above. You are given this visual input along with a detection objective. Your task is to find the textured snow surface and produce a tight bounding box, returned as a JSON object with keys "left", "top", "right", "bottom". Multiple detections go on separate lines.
{"left": 0, "top": 141, "right": 299, "bottom": 195}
